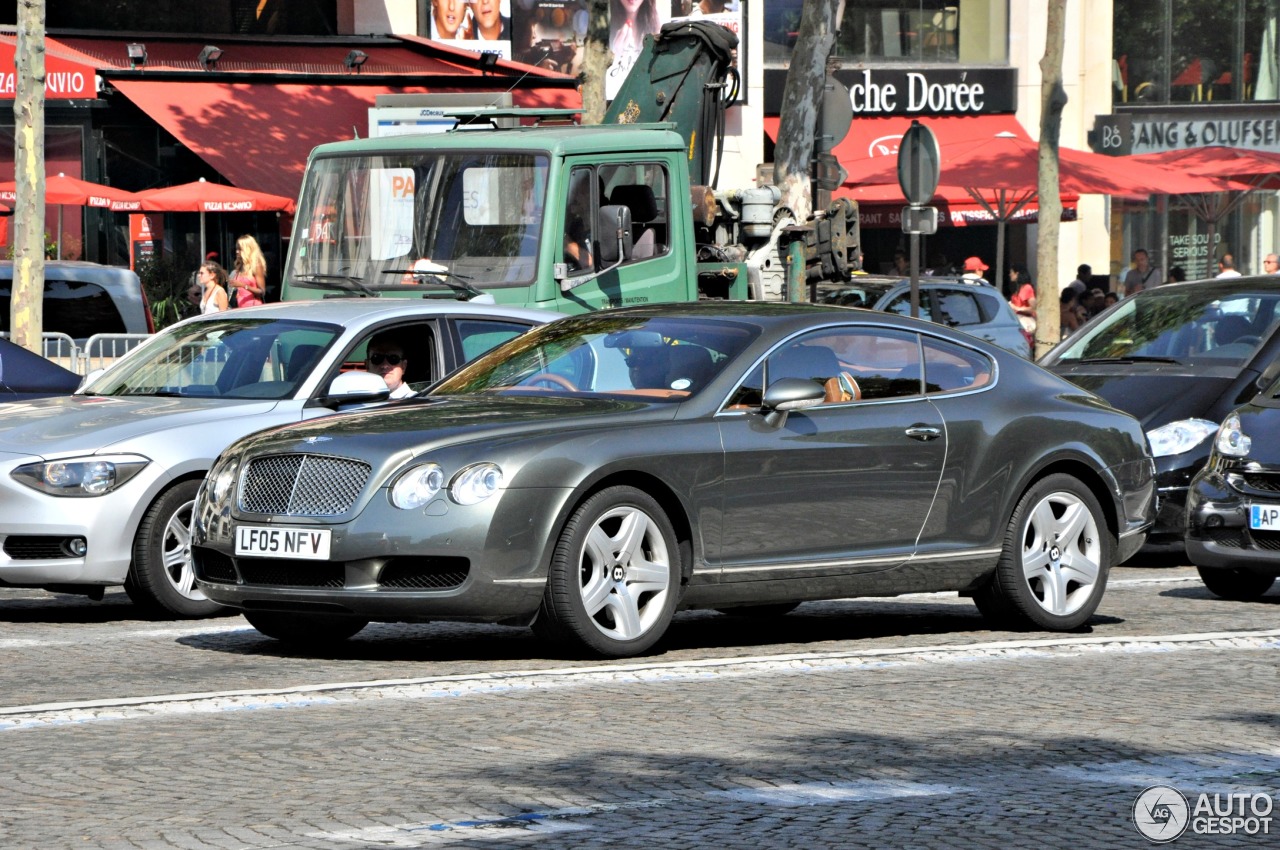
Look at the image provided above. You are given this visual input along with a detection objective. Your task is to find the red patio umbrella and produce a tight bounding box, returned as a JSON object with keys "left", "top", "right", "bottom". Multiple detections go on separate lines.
{"left": 0, "top": 172, "right": 143, "bottom": 256}
{"left": 1126, "top": 146, "right": 1280, "bottom": 271}
{"left": 842, "top": 130, "right": 1236, "bottom": 289}
{"left": 135, "top": 178, "right": 296, "bottom": 259}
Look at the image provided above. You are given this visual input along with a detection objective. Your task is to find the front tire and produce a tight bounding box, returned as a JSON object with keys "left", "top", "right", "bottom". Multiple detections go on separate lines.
{"left": 244, "top": 611, "right": 369, "bottom": 643}
{"left": 125, "top": 480, "right": 225, "bottom": 618}
{"left": 1197, "top": 567, "right": 1277, "bottom": 600}
{"left": 974, "top": 474, "right": 1113, "bottom": 630}
{"left": 534, "top": 486, "right": 680, "bottom": 657}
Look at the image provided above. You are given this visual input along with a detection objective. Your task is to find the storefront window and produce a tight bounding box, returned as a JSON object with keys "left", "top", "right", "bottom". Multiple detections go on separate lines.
{"left": 765, "top": 2, "right": 1003, "bottom": 68}
{"left": 1115, "top": 0, "right": 1280, "bottom": 104}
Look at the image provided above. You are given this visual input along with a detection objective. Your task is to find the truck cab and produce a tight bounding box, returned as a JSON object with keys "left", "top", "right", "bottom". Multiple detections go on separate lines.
{"left": 282, "top": 123, "right": 737, "bottom": 311}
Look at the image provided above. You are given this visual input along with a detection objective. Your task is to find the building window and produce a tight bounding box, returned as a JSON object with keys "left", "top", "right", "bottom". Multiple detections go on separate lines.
{"left": 1115, "top": 0, "right": 1280, "bottom": 104}
{"left": 765, "top": 2, "right": 1005, "bottom": 69}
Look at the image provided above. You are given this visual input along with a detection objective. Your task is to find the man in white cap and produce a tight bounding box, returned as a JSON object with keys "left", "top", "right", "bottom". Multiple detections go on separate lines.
{"left": 961, "top": 255, "right": 989, "bottom": 285}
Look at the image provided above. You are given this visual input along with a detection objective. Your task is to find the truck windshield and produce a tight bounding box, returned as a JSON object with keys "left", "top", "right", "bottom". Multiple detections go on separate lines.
{"left": 287, "top": 152, "right": 549, "bottom": 296}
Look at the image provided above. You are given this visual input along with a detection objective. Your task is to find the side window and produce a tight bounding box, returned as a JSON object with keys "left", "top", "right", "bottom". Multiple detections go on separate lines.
{"left": 0, "top": 279, "right": 126, "bottom": 338}
{"left": 724, "top": 326, "right": 922, "bottom": 409}
{"left": 935, "top": 289, "right": 983, "bottom": 327}
{"left": 563, "top": 167, "right": 597, "bottom": 274}
{"left": 923, "top": 338, "right": 993, "bottom": 393}
{"left": 600, "top": 162, "right": 669, "bottom": 262}
{"left": 455, "top": 319, "right": 535, "bottom": 363}
{"left": 348, "top": 323, "right": 438, "bottom": 390}
{"left": 884, "top": 291, "right": 934, "bottom": 322}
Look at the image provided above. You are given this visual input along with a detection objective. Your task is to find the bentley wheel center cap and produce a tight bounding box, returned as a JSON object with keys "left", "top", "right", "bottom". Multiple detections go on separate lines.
{"left": 1050, "top": 545, "right": 1061, "bottom": 561}
{"left": 612, "top": 564, "right": 626, "bottom": 582}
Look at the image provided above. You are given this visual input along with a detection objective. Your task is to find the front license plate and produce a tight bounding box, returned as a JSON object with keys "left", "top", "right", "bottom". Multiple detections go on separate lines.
{"left": 1249, "top": 504, "right": 1280, "bottom": 531}
{"left": 235, "top": 525, "right": 331, "bottom": 559}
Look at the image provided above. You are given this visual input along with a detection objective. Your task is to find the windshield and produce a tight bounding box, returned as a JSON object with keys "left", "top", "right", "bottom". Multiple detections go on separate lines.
{"left": 434, "top": 314, "right": 761, "bottom": 401}
{"left": 82, "top": 317, "right": 339, "bottom": 400}
{"left": 1052, "top": 287, "right": 1280, "bottom": 367}
{"left": 287, "top": 151, "right": 548, "bottom": 296}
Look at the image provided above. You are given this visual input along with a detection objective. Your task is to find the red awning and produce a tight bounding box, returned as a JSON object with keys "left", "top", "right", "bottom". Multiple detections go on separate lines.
{"left": 113, "top": 79, "right": 581, "bottom": 203}
{"left": 764, "top": 113, "right": 1078, "bottom": 227}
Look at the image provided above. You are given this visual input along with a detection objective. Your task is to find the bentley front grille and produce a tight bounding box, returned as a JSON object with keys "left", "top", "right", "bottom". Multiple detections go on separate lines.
{"left": 239, "top": 453, "right": 371, "bottom": 516}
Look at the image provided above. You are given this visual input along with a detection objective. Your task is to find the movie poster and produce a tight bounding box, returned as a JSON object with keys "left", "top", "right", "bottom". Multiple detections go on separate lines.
{"left": 427, "top": 0, "right": 514, "bottom": 60}
{"left": 512, "top": 0, "right": 589, "bottom": 74}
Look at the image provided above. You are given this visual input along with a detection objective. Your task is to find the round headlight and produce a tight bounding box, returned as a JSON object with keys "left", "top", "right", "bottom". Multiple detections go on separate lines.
{"left": 210, "top": 458, "right": 239, "bottom": 503}
{"left": 391, "top": 462, "right": 445, "bottom": 510}
{"left": 1215, "top": 412, "right": 1252, "bottom": 458}
{"left": 450, "top": 463, "right": 504, "bottom": 506}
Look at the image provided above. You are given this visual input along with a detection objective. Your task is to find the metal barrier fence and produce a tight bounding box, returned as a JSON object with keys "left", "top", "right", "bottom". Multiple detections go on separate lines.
{"left": 2, "top": 331, "right": 152, "bottom": 375}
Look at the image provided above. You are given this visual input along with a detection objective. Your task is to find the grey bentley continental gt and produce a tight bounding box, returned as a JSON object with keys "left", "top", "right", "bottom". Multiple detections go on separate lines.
{"left": 192, "top": 302, "right": 1156, "bottom": 657}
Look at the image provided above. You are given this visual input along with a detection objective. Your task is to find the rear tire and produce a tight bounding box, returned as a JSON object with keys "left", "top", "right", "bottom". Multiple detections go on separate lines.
{"left": 244, "top": 611, "right": 368, "bottom": 643}
{"left": 1197, "top": 567, "right": 1276, "bottom": 600}
{"left": 534, "top": 486, "right": 679, "bottom": 658}
{"left": 125, "top": 480, "right": 225, "bottom": 618}
{"left": 974, "top": 474, "right": 1113, "bottom": 630}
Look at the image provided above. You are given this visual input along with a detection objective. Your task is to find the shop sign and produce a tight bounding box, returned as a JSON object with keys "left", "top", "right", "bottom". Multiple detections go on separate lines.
{"left": 1092, "top": 113, "right": 1280, "bottom": 155}
{"left": 764, "top": 68, "right": 1016, "bottom": 116}
{"left": 0, "top": 39, "right": 98, "bottom": 100}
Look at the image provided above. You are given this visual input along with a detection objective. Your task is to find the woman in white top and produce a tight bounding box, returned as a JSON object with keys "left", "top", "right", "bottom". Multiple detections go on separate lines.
{"left": 198, "top": 261, "right": 230, "bottom": 314}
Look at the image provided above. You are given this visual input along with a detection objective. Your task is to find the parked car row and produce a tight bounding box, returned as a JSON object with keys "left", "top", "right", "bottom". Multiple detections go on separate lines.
{"left": 3, "top": 273, "right": 1276, "bottom": 657}
{"left": 1039, "top": 274, "right": 1280, "bottom": 600}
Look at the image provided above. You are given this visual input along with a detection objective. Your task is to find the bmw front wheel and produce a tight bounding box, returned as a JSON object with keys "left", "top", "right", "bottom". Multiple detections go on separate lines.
{"left": 126, "top": 480, "right": 225, "bottom": 618}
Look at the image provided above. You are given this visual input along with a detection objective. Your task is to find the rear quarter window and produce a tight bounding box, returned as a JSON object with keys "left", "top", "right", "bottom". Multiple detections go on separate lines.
{"left": 0, "top": 279, "right": 127, "bottom": 338}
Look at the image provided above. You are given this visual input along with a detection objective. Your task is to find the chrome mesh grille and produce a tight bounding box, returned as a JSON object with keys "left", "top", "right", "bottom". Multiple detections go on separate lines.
{"left": 239, "top": 453, "right": 371, "bottom": 516}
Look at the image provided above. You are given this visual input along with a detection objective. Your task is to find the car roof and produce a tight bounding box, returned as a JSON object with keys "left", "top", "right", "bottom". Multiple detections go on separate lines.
{"left": 184, "top": 299, "right": 564, "bottom": 327}
{"left": 0, "top": 260, "right": 141, "bottom": 285}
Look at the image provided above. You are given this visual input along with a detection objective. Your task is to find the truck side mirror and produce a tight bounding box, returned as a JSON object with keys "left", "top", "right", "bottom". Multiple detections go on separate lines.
{"left": 597, "top": 204, "right": 633, "bottom": 266}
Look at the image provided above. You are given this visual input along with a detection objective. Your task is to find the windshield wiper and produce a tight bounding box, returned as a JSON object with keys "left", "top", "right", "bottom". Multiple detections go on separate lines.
{"left": 379, "top": 267, "right": 490, "bottom": 302}
{"left": 1075, "top": 355, "right": 1182, "bottom": 364}
{"left": 291, "top": 274, "right": 378, "bottom": 298}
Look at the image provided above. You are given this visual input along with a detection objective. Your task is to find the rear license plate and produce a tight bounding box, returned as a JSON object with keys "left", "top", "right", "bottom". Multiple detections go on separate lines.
{"left": 235, "top": 525, "right": 331, "bottom": 559}
{"left": 1249, "top": 504, "right": 1280, "bottom": 531}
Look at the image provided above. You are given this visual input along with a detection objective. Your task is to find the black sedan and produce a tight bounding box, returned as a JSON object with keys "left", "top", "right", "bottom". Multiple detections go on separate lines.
{"left": 1040, "top": 275, "right": 1280, "bottom": 552}
{"left": 0, "top": 337, "right": 81, "bottom": 402}
{"left": 1185, "top": 378, "right": 1280, "bottom": 599}
{"left": 192, "top": 303, "right": 1155, "bottom": 657}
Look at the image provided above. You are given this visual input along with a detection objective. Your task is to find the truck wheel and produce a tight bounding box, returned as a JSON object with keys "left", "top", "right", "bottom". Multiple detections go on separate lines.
{"left": 1197, "top": 567, "right": 1276, "bottom": 600}
{"left": 126, "top": 480, "right": 225, "bottom": 618}
{"left": 534, "top": 486, "right": 679, "bottom": 658}
{"left": 973, "top": 474, "right": 1113, "bottom": 630}
{"left": 244, "top": 611, "right": 368, "bottom": 643}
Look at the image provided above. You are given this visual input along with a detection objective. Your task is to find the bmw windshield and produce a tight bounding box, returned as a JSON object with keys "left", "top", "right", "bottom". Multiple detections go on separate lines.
{"left": 81, "top": 317, "right": 340, "bottom": 400}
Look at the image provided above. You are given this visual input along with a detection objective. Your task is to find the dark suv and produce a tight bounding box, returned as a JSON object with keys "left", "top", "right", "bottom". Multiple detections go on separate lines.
{"left": 0, "top": 261, "right": 153, "bottom": 342}
{"left": 817, "top": 275, "right": 1031, "bottom": 357}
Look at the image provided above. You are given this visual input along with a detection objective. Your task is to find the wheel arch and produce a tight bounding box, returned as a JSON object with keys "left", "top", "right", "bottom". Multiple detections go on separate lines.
{"left": 1013, "top": 457, "right": 1120, "bottom": 546}
{"left": 547, "top": 470, "right": 696, "bottom": 585}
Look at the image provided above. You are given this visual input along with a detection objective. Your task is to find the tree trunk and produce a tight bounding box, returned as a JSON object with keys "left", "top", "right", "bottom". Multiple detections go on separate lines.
{"left": 773, "top": 0, "right": 838, "bottom": 222}
{"left": 1035, "top": 0, "right": 1068, "bottom": 359}
{"left": 12, "top": 0, "right": 46, "bottom": 355}
{"left": 580, "top": 0, "right": 611, "bottom": 124}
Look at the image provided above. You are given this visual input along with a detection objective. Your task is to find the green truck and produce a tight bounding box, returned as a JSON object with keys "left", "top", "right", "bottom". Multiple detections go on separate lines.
{"left": 281, "top": 22, "right": 859, "bottom": 309}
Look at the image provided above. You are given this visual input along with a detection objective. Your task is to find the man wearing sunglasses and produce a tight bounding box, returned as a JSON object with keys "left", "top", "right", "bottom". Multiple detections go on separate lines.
{"left": 366, "top": 331, "right": 415, "bottom": 399}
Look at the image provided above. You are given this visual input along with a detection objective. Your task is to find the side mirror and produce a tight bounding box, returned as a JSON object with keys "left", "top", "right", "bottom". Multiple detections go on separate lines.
{"left": 76, "top": 368, "right": 106, "bottom": 393}
{"left": 321, "top": 370, "right": 391, "bottom": 408}
{"left": 597, "top": 204, "right": 633, "bottom": 266}
{"left": 761, "top": 377, "right": 825, "bottom": 427}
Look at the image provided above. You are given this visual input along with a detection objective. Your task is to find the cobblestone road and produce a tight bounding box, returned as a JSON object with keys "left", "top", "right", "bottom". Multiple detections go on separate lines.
{"left": 1, "top": 566, "right": 1277, "bottom": 849}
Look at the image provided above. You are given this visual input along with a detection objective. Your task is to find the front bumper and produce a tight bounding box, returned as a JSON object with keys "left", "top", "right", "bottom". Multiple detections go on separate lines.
{"left": 0, "top": 460, "right": 163, "bottom": 587}
{"left": 1185, "top": 469, "right": 1280, "bottom": 573}
{"left": 193, "top": 484, "right": 573, "bottom": 624}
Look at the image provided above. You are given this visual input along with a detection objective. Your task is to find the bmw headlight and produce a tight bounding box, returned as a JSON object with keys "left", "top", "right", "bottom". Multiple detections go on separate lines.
{"left": 12, "top": 454, "right": 149, "bottom": 497}
{"left": 1146, "top": 419, "right": 1218, "bottom": 458}
{"left": 209, "top": 457, "right": 239, "bottom": 504}
{"left": 450, "top": 463, "right": 504, "bottom": 505}
{"left": 1214, "top": 413, "right": 1252, "bottom": 458}
{"left": 391, "top": 462, "right": 445, "bottom": 510}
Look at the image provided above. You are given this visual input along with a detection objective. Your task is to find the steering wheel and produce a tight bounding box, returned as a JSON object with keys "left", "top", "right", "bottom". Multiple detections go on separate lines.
{"left": 523, "top": 372, "right": 578, "bottom": 391}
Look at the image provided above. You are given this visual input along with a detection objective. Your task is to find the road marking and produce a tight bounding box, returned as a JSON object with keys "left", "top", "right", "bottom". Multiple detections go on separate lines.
{"left": 2, "top": 628, "right": 1277, "bottom": 732}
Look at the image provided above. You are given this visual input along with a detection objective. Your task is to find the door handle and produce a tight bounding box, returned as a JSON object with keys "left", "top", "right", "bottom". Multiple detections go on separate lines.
{"left": 905, "top": 425, "right": 941, "bottom": 441}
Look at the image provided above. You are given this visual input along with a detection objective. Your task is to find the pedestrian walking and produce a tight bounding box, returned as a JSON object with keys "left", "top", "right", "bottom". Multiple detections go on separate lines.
{"left": 230, "top": 234, "right": 267, "bottom": 308}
